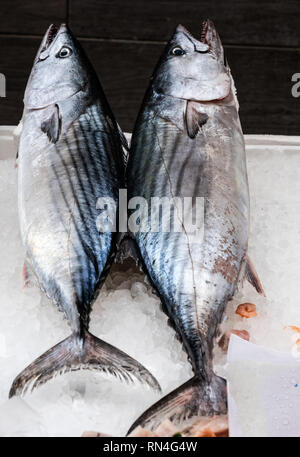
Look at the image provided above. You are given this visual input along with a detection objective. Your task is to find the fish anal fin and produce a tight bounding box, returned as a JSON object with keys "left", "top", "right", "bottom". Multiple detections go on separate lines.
{"left": 246, "top": 255, "right": 266, "bottom": 297}
{"left": 185, "top": 101, "right": 208, "bottom": 139}
{"left": 41, "top": 104, "right": 61, "bottom": 143}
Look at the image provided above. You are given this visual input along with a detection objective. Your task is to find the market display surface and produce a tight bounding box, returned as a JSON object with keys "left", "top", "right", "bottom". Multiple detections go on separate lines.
{"left": 1, "top": 129, "right": 299, "bottom": 436}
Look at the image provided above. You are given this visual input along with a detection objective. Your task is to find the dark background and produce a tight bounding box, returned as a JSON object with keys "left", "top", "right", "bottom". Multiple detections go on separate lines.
{"left": 0, "top": 0, "right": 299, "bottom": 134}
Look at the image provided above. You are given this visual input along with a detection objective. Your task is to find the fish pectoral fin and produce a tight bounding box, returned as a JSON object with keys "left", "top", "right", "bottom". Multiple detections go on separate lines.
{"left": 41, "top": 104, "right": 61, "bottom": 143}
{"left": 185, "top": 101, "right": 208, "bottom": 139}
{"left": 246, "top": 255, "right": 266, "bottom": 296}
{"left": 56, "top": 89, "right": 89, "bottom": 137}
{"left": 41, "top": 89, "right": 89, "bottom": 143}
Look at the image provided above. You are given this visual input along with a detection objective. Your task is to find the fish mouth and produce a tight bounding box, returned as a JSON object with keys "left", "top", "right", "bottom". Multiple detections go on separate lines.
{"left": 45, "top": 24, "right": 59, "bottom": 49}
{"left": 200, "top": 19, "right": 215, "bottom": 45}
{"left": 200, "top": 20, "right": 209, "bottom": 44}
{"left": 42, "top": 23, "right": 68, "bottom": 51}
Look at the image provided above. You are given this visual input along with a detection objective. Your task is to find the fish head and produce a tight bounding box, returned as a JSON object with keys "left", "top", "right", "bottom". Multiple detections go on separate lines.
{"left": 24, "top": 24, "right": 93, "bottom": 110}
{"left": 152, "top": 20, "right": 231, "bottom": 102}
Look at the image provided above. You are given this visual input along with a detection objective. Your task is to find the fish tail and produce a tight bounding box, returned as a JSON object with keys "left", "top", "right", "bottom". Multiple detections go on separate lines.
{"left": 9, "top": 329, "right": 161, "bottom": 398}
{"left": 127, "top": 373, "right": 227, "bottom": 435}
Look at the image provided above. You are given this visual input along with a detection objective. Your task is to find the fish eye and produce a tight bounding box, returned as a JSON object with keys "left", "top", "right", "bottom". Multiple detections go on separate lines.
{"left": 57, "top": 46, "right": 72, "bottom": 58}
{"left": 171, "top": 46, "right": 185, "bottom": 56}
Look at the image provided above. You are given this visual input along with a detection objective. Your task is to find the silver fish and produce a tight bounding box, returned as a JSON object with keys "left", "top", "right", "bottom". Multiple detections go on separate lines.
{"left": 10, "top": 24, "right": 160, "bottom": 397}
{"left": 126, "top": 20, "right": 264, "bottom": 432}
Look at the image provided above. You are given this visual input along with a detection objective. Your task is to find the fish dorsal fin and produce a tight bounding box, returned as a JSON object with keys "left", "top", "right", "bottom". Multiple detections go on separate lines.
{"left": 41, "top": 104, "right": 61, "bottom": 143}
{"left": 185, "top": 101, "right": 208, "bottom": 139}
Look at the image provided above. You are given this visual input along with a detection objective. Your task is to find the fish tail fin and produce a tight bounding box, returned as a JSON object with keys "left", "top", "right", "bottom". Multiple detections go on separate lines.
{"left": 127, "top": 373, "right": 227, "bottom": 435}
{"left": 9, "top": 329, "right": 161, "bottom": 398}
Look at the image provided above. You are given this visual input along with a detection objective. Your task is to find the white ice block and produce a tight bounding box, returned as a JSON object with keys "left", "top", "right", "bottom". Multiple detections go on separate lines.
{"left": 227, "top": 335, "right": 300, "bottom": 437}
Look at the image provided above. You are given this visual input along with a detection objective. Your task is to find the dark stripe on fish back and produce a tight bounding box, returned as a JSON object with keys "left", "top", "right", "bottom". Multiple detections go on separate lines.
{"left": 45, "top": 110, "right": 119, "bottom": 322}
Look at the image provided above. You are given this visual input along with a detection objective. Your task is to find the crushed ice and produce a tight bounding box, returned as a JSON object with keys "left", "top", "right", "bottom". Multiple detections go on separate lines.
{"left": 1, "top": 136, "right": 300, "bottom": 436}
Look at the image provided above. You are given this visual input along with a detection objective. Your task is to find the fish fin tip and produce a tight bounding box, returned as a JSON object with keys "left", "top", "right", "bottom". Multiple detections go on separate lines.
{"left": 22, "top": 259, "right": 36, "bottom": 289}
{"left": 246, "top": 255, "right": 266, "bottom": 296}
